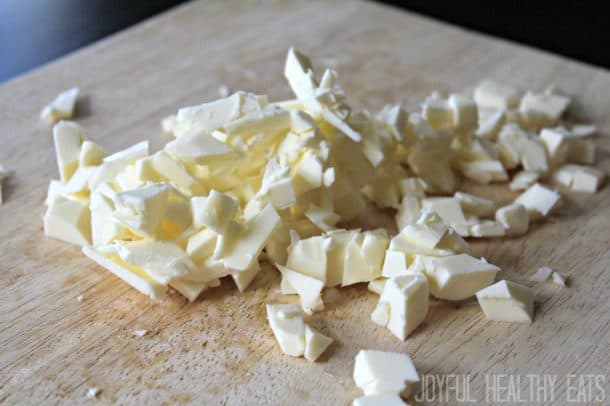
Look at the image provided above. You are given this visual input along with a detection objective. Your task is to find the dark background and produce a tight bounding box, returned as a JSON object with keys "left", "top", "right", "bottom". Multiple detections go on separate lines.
{"left": 1, "top": 0, "right": 609, "bottom": 82}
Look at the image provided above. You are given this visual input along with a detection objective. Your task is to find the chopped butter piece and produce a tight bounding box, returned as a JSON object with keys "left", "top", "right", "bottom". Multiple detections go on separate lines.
{"left": 114, "top": 240, "right": 196, "bottom": 284}
{"left": 223, "top": 204, "right": 280, "bottom": 271}
{"left": 372, "top": 274, "right": 428, "bottom": 340}
{"left": 495, "top": 203, "right": 529, "bottom": 236}
{"left": 367, "top": 278, "right": 387, "bottom": 295}
{"left": 165, "top": 130, "right": 233, "bottom": 164}
{"left": 353, "top": 394, "right": 406, "bottom": 406}
{"left": 86, "top": 387, "right": 100, "bottom": 400}
{"left": 552, "top": 272, "right": 567, "bottom": 287}
{"left": 551, "top": 164, "right": 605, "bottom": 193}
{"left": 79, "top": 140, "right": 107, "bottom": 167}
{"left": 53, "top": 121, "right": 85, "bottom": 182}
{"left": 82, "top": 245, "right": 167, "bottom": 300}
{"left": 353, "top": 349, "right": 419, "bottom": 396}
{"left": 530, "top": 266, "right": 553, "bottom": 282}
{"left": 191, "top": 190, "right": 238, "bottom": 233}
{"left": 422, "top": 254, "right": 499, "bottom": 301}
{"left": 41, "top": 87, "right": 79, "bottom": 123}
{"left": 515, "top": 183, "right": 560, "bottom": 219}
{"left": 266, "top": 304, "right": 332, "bottom": 361}
{"left": 304, "top": 325, "right": 333, "bottom": 362}
{"left": 113, "top": 184, "right": 169, "bottom": 237}
{"left": 520, "top": 91, "right": 570, "bottom": 127}
{"left": 448, "top": 93, "right": 477, "bottom": 133}
{"left": 44, "top": 195, "right": 91, "bottom": 246}
{"left": 469, "top": 220, "right": 506, "bottom": 238}
{"left": 474, "top": 80, "right": 519, "bottom": 111}
{"left": 277, "top": 264, "right": 324, "bottom": 314}
{"left": 476, "top": 280, "right": 535, "bottom": 323}
{"left": 509, "top": 171, "right": 540, "bottom": 191}
{"left": 454, "top": 192, "right": 495, "bottom": 217}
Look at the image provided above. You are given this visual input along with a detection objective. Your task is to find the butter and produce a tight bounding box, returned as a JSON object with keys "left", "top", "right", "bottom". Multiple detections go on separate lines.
{"left": 165, "top": 129, "right": 233, "bottom": 164}
{"left": 371, "top": 274, "right": 428, "bottom": 340}
{"left": 509, "top": 170, "right": 540, "bottom": 191}
{"left": 286, "top": 235, "right": 329, "bottom": 281}
{"left": 191, "top": 190, "right": 238, "bottom": 233}
{"left": 530, "top": 266, "right": 553, "bottom": 282}
{"left": 551, "top": 271, "right": 567, "bottom": 287}
{"left": 495, "top": 203, "right": 529, "bottom": 236}
{"left": 277, "top": 264, "right": 324, "bottom": 314}
{"left": 515, "top": 183, "right": 561, "bottom": 219}
{"left": 113, "top": 183, "right": 169, "bottom": 237}
{"left": 353, "top": 349, "right": 419, "bottom": 396}
{"left": 114, "top": 240, "right": 196, "bottom": 284}
{"left": 266, "top": 304, "right": 332, "bottom": 361}
{"left": 551, "top": 164, "right": 605, "bottom": 193}
{"left": 367, "top": 278, "right": 387, "bottom": 295}
{"left": 448, "top": 93, "right": 477, "bottom": 133}
{"left": 83, "top": 245, "right": 166, "bottom": 301}
{"left": 232, "top": 260, "right": 261, "bottom": 292}
{"left": 353, "top": 394, "right": 406, "bottom": 406}
{"left": 454, "top": 192, "right": 495, "bottom": 217}
{"left": 223, "top": 204, "right": 280, "bottom": 271}
{"left": 469, "top": 220, "right": 506, "bottom": 238}
{"left": 53, "top": 121, "right": 85, "bottom": 182}
{"left": 422, "top": 254, "right": 499, "bottom": 300}
{"left": 304, "top": 324, "right": 333, "bottom": 362}
{"left": 44, "top": 195, "right": 91, "bottom": 246}
{"left": 520, "top": 91, "right": 570, "bottom": 127}
{"left": 41, "top": 87, "right": 79, "bottom": 123}
{"left": 474, "top": 80, "right": 519, "bottom": 111}
{"left": 79, "top": 140, "right": 107, "bottom": 167}
{"left": 476, "top": 280, "right": 535, "bottom": 323}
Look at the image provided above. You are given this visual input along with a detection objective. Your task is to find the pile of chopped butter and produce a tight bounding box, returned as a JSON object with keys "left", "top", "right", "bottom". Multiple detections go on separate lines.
{"left": 42, "top": 48, "right": 604, "bottom": 404}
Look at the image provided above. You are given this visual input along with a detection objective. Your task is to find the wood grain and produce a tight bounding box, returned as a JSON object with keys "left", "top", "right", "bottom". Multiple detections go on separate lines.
{"left": 1, "top": 1, "right": 609, "bottom": 404}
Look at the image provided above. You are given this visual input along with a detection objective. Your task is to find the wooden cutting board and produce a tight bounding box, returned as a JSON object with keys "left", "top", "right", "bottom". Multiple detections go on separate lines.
{"left": 1, "top": 1, "right": 609, "bottom": 404}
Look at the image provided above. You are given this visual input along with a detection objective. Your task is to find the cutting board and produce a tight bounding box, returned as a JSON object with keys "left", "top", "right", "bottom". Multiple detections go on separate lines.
{"left": 1, "top": 1, "right": 609, "bottom": 404}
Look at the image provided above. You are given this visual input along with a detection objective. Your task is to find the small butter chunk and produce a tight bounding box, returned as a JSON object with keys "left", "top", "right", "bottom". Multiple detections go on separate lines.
{"left": 224, "top": 204, "right": 280, "bottom": 271}
{"left": 231, "top": 261, "right": 261, "bottom": 292}
{"left": 495, "top": 203, "right": 529, "bottom": 237}
{"left": 79, "top": 140, "right": 107, "bottom": 167}
{"left": 509, "top": 171, "right": 540, "bottom": 191}
{"left": 474, "top": 80, "right": 519, "bottom": 111}
{"left": 515, "top": 183, "right": 561, "bottom": 219}
{"left": 165, "top": 130, "right": 233, "bottom": 164}
{"left": 422, "top": 93, "right": 452, "bottom": 129}
{"left": 381, "top": 250, "right": 408, "bottom": 278}
{"left": 266, "top": 304, "right": 332, "bottom": 361}
{"left": 266, "top": 303, "right": 305, "bottom": 356}
{"left": 421, "top": 197, "right": 467, "bottom": 235}
{"left": 456, "top": 160, "right": 508, "bottom": 184}
{"left": 342, "top": 229, "right": 389, "bottom": 286}
{"left": 304, "top": 325, "right": 333, "bottom": 361}
{"left": 469, "top": 220, "right": 506, "bottom": 238}
{"left": 133, "top": 329, "right": 148, "bottom": 337}
{"left": 284, "top": 47, "right": 317, "bottom": 100}
{"left": 372, "top": 274, "right": 429, "bottom": 340}
{"left": 422, "top": 254, "right": 499, "bottom": 301}
{"left": 551, "top": 164, "right": 605, "bottom": 193}
{"left": 353, "top": 350, "right": 419, "bottom": 396}
{"left": 277, "top": 264, "right": 324, "bottom": 314}
{"left": 83, "top": 245, "right": 167, "bottom": 300}
{"left": 570, "top": 124, "right": 596, "bottom": 138}
{"left": 113, "top": 184, "right": 169, "bottom": 237}
{"left": 286, "top": 235, "right": 329, "bottom": 281}
{"left": 476, "top": 280, "right": 535, "bottom": 323}
{"left": 53, "top": 121, "right": 85, "bottom": 182}
{"left": 551, "top": 272, "right": 567, "bottom": 287}
{"left": 530, "top": 266, "right": 553, "bottom": 282}
{"left": 44, "top": 195, "right": 91, "bottom": 246}
{"left": 353, "top": 394, "right": 406, "bottom": 406}
{"left": 448, "top": 93, "right": 477, "bottom": 133}
{"left": 368, "top": 278, "right": 387, "bottom": 295}
{"left": 454, "top": 192, "right": 495, "bottom": 217}
{"left": 520, "top": 91, "right": 570, "bottom": 126}
{"left": 191, "top": 190, "right": 238, "bottom": 233}
{"left": 114, "top": 241, "right": 196, "bottom": 284}
{"left": 86, "top": 387, "right": 101, "bottom": 400}
{"left": 41, "top": 87, "right": 79, "bottom": 123}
